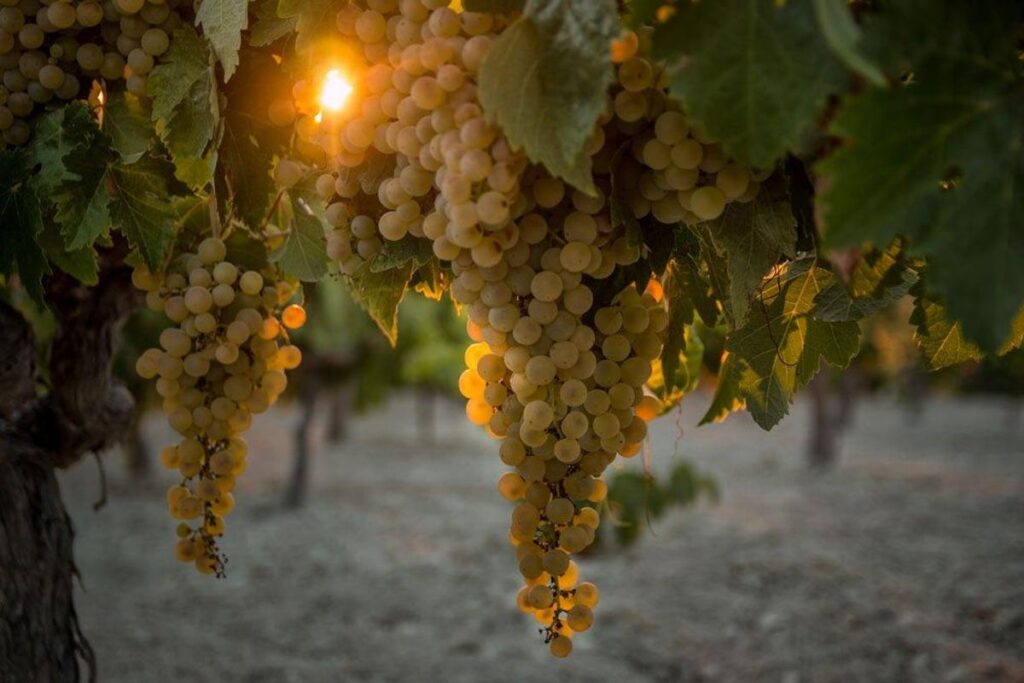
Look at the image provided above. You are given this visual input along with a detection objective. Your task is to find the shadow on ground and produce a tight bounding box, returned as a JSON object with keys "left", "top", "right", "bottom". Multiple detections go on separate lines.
{"left": 60, "top": 392, "right": 1024, "bottom": 682}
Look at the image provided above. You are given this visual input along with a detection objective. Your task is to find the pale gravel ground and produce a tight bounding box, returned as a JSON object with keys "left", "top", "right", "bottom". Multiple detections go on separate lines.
{"left": 59, "top": 392, "right": 1024, "bottom": 683}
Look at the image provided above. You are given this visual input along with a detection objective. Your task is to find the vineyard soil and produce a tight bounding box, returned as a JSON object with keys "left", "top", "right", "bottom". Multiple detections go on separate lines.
{"left": 61, "top": 393, "right": 1024, "bottom": 682}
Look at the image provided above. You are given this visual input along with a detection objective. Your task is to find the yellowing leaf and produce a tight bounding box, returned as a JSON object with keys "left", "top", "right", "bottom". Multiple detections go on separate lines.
{"left": 699, "top": 353, "right": 746, "bottom": 426}
{"left": 348, "top": 263, "right": 415, "bottom": 346}
{"left": 703, "top": 175, "right": 797, "bottom": 326}
{"left": 727, "top": 259, "right": 861, "bottom": 430}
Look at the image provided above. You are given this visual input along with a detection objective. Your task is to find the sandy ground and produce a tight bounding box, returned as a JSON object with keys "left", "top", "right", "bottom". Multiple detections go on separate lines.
{"left": 59, "top": 391, "right": 1024, "bottom": 683}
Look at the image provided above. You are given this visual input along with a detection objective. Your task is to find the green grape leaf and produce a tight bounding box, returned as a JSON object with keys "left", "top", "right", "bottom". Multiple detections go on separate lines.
{"left": 659, "top": 258, "right": 696, "bottom": 385}
{"left": 654, "top": 0, "right": 848, "bottom": 167}
{"left": 371, "top": 237, "right": 434, "bottom": 273}
{"left": 608, "top": 142, "right": 648, "bottom": 248}
{"left": 148, "top": 25, "right": 218, "bottom": 189}
{"left": 39, "top": 221, "right": 98, "bottom": 285}
{"left": 819, "top": 7, "right": 1024, "bottom": 350}
{"left": 626, "top": 0, "right": 663, "bottom": 27}
{"left": 196, "top": 0, "right": 249, "bottom": 81}
{"left": 463, "top": 0, "right": 525, "bottom": 12}
{"left": 413, "top": 261, "right": 446, "bottom": 301}
{"left": 815, "top": 241, "right": 919, "bottom": 322}
{"left": 478, "top": 0, "right": 619, "bottom": 193}
{"left": 278, "top": 0, "right": 346, "bottom": 55}
{"left": 607, "top": 471, "right": 668, "bottom": 545}
{"left": 858, "top": 1, "right": 1021, "bottom": 78}
{"left": 910, "top": 289, "right": 1024, "bottom": 370}
{"left": 642, "top": 216, "right": 676, "bottom": 277}
{"left": 103, "top": 91, "right": 154, "bottom": 163}
{"left": 704, "top": 175, "right": 797, "bottom": 326}
{"left": 651, "top": 325, "right": 704, "bottom": 416}
{"left": 26, "top": 106, "right": 82, "bottom": 196}
{"left": 668, "top": 461, "right": 720, "bottom": 506}
{"left": 0, "top": 150, "right": 49, "bottom": 303}
{"left": 220, "top": 117, "right": 277, "bottom": 229}
{"left": 610, "top": 196, "right": 642, "bottom": 247}
{"left": 727, "top": 258, "right": 861, "bottom": 430}
{"left": 910, "top": 292, "right": 982, "bottom": 370}
{"left": 1001, "top": 309, "right": 1024, "bottom": 356}
{"left": 270, "top": 208, "right": 329, "bottom": 282}
{"left": 54, "top": 118, "right": 114, "bottom": 251}
{"left": 690, "top": 225, "right": 734, "bottom": 328}
{"left": 285, "top": 170, "right": 329, "bottom": 221}
{"left": 221, "top": 47, "right": 291, "bottom": 228}
{"left": 812, "top": 0, "right": 886, "bottom": 87}
{"left": 225, "top": 229, "right": 269, "bottom": 271}
{"left": 672, "top": 229, "right": 720, "bottom": 326}
{"left": 349, "top": 263, "right": 415, "bottom": 346}
{"left": 699, "top": 352, "right": 746, "bottom": 425}
{"left": 251, "top": 0, "right": 296, "bottom": 46}
{"left": 171, "top": 196, "right": 213, "bottom": 249}
{"left": 26, "top": 103, "right": 115, "bottom": 250}
{"left": 55, "top": 158, "right": 113, "bottom": 252}
{"left": 108, "top": 157, "right": 179, "bottom": 270}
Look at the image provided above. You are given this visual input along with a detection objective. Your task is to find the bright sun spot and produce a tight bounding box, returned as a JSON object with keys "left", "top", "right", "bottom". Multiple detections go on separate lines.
{"left": 320, "top": 69, "right": 354, "bottom": 112}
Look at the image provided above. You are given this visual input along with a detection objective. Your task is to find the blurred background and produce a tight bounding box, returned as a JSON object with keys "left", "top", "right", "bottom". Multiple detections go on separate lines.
{"left": 58, "top": 286, "right": 1024, "bottom": 682}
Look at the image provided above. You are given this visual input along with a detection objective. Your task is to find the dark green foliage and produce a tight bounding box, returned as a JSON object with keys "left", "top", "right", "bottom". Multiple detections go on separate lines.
{"left": 654, "top": 0, "right": 848, "bottom": 167}
{"left": 478, "top": 0, "right": 619, "bottom": 192}
{"left": 606, "top": 462, "right": 719, "bottom": 545}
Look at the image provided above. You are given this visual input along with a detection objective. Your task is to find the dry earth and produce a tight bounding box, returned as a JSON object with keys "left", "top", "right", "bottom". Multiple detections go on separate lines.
{"left": 59, "top": 392, "right": 1024, "bottom": 682}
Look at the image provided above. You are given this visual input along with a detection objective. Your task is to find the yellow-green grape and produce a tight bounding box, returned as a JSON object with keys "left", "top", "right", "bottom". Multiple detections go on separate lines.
{"left": 76, "top": 3, "right": 104, "bottom": 28}
{"left": 132, "top": 237, "right": 303, "bottom": 578}
{"left": 239, "top": 271, "right": 263, "bottom": 296}
{"left": 566, "top": 605, "right": 594, "bottom": 632}
{"left": 114, "top": 0, "right": 145, "bottom": 15}
{"left": 141, "top": 28, "right": 169, "bottom": 57}
{"left": 690, "top": 186, "right": 726, "bottom": 221}
{"left": 282, "top": 304, "right": 306, "bottom": 329}
{"left": 0, "top": 0, "right": 185, "bottom": 149}
{"left": 574, "top": 582, "right": 600, "bottom": 608}
{"left": 274, "top": 159, "right": 304, "bottom": 189}
{"left": 497, "top": 472, "right": 526, "bottom": 501}
{"left": 549, "top": 635, "right": 573, "bottom": 658}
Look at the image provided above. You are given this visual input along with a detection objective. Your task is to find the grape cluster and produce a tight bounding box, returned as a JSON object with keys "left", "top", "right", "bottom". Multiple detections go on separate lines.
{"left": 283, "top": 0, "right": 753, "bottom": 654}
{"left": 602, "top": 31, "right": 768, "bottom": 225}
{"left": 0, "top": 0, "right": 183, "bottom": 147}
{"left": 132, "top": 237, "right": 305, "bottom": 576}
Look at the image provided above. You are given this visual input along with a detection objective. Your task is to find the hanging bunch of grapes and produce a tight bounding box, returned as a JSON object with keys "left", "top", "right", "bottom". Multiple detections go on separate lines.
{"left": 0, "top": 0, "right": 186, "bottom": 147}
{"left": 270, "top": 0, "right": 761, "bottom": 655}
{"left": 132, "top": 237, "right": 306, "bottom": 575}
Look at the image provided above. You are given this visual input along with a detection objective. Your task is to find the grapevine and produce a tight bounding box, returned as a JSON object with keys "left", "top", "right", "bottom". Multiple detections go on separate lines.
{"left": 276, "top": 1, "right": 760, "bottom": 654}
{"left": 1, "top": 0, "right": 1022, "bottom": 675}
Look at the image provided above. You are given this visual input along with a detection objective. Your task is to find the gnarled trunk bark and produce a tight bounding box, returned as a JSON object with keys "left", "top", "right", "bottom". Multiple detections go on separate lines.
{"left": 0, "top": 456, "right": 89, "bottom": 683}
{"left": 0, "top": 254, "right": 139, "bottom": 682}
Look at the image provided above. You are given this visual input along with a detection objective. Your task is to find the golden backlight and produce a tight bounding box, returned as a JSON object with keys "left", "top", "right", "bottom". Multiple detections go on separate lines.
{"left": 320, "top": 69, "right": 354, "bottom": 113}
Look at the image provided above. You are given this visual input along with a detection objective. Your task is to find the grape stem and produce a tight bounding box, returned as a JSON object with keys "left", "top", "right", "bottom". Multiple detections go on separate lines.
{"left": 208, "top": 185, "right": 223, "bottom": 240}
{"left": 259, "top": 189, "right": 288, "bottom": 236}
